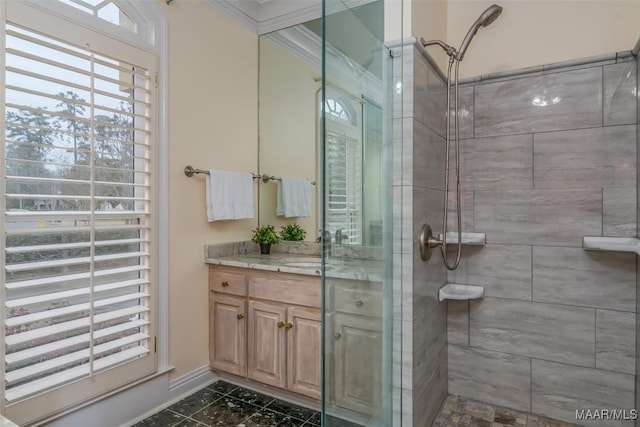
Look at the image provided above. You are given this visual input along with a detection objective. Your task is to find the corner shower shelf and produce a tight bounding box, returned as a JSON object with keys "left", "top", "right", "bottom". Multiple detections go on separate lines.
{"left": 439, "top": 283, "right": 485, "bottom": 302}
{"left": 582, "top": 236, "right": 640, "bottom": 255}
{"left": 438, "top": 232, "right": 486, "bottom": 246}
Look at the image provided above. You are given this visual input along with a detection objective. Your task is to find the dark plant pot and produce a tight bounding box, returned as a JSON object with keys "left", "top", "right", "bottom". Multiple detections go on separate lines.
{"left": 260, "top": 243, "right": 271, "bottom": 255}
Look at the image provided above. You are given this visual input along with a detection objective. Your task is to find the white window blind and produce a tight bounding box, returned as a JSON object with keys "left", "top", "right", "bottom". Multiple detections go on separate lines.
{"left": 3, "top": 3, "right": 155, "bottom": 413}
{"left": 325, "top": 127, "right": 362, "bottom": 245}
{"left": 324, "top": 91, "right": 363, "bottom": 245}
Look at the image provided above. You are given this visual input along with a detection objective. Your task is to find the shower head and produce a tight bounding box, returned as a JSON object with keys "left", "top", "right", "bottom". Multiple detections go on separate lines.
{"left": 457, "top": 4, "right": 502, "bottom": 61}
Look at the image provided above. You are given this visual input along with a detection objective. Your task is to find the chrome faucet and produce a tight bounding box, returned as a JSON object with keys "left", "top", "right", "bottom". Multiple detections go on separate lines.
{"left": 321, "top": 230, "right": 332, "bottom": 257}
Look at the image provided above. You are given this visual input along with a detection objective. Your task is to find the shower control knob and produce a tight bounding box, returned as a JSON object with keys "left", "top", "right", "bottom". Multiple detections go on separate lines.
{"left": 355, "top": 300, "right": 363, "bottom": 307}
{"left": 334, "top": 332, "right": 342, "bottom": 340}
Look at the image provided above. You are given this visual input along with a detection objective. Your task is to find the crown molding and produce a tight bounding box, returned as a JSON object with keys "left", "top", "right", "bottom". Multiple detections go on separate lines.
{"left": 204, "top": 0, "right": 259, "bottom": 33}
{"left": 263, "top": 25, "right": 383, "bottom": 105}
{"left": 205, "top": 0, "right": 378, "bottom": 35}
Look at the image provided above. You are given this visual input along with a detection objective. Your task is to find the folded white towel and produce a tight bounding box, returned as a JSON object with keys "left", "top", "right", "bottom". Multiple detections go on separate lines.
{"left": 276, "top": 177, "right": 312, "bottom": 217}
{"left": 206, "top": 170, "right": 254, "bottom": 221}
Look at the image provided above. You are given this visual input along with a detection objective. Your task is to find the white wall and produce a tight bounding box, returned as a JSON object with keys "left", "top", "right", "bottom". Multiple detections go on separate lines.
{"left": 448, "top": 0, "right": 640, "bottom": 78}
{"left": 161, "top": 0, "right": 258, "bottom": 380}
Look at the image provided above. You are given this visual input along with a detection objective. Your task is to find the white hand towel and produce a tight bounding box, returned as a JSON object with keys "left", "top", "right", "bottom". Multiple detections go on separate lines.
{"left": 276, "top": 178, "right": 312, "bottom": 217}
{"left": 206, "top": 170, "right": 254, "bottom": 221}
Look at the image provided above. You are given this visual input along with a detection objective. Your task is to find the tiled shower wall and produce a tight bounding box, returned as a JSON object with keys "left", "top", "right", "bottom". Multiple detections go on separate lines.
{"left": 393, "top": 41, "right": 449, "bottom": 427}
{"left": 446, "top": 55, "right": 638, "bottom": 427}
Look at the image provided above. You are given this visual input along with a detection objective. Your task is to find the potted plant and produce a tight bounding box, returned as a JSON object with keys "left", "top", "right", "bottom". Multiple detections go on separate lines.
{"left": 251, "top": 224, "right": 280, "bottom": 254}
{"left": 280, "top": 223, "right": 307, "bottom": 241}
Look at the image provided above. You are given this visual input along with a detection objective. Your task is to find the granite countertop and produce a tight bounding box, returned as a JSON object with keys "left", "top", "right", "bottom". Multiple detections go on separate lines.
{"left": 204, "top": 241, "right": 383, "bottom": 282}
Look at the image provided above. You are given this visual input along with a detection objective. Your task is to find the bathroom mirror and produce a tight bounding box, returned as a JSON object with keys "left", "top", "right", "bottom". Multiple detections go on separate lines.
{"left": 258, "top": 1, "right": 385, "bottom": 246}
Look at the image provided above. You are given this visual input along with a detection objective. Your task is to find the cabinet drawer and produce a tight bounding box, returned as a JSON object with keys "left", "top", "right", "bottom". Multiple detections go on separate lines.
{"left": 210, "top": 268, "right": 247, "bottom": 296}
{"left": 333, "top": 287, "right": 381, "bottom": 317}
{"left": 249, "top": 274, "right": 320, "bottom": 308}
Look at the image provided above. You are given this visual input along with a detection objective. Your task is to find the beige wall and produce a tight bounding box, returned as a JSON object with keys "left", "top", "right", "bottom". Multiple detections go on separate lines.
{"left": 259, "top": 39, "right": 319, "bottom": 237}
{"left": 161, "top": 0, "right": 258, "bottom": 379}
{"left": 448, "top": 0, "right": 640, "bottom": 78}
{"left": 411, "top": 0, "right": 449, "bottom": 72}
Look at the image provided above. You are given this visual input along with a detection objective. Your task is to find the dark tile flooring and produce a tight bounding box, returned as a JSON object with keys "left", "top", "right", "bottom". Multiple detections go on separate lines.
{"left": 134, "top": 380, "right": 360, "bottom": 427}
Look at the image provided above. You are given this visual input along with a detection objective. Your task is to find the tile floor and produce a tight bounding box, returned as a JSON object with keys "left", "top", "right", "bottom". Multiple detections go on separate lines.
{"left": 135, "top": 381, "right": 581, "bottom": 427}
{"left": 432, "top": 395, "right": 583, "bottom": 427}
{"left": 133, "top": 380, "right": 361, "bottom": 427}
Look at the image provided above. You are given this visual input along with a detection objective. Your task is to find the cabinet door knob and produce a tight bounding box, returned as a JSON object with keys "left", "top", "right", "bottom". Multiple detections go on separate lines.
{"left": 285, "top": 322, "right": 293, "bottom": 330}
{"left": 277, "top": 321, "right": 285, "bottom": 328}
{"left": 355, "top": 300, "right": 364, "bottom": 307}
{"left": 334, "top": 332, "right": 342, "bottom": 340}
{"left": 237, "top": 313, "right": 244, "bottom": 320}
{"left": 221, "top": 281, "right": 230, "bottom": 287}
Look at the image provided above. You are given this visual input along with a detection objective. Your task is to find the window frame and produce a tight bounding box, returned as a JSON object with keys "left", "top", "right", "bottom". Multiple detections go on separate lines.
{"left": 321, "top": 88, "right": 363, "bottom": 245}
{"left": 0, "top": 0, "right": 168, "bottom": 423}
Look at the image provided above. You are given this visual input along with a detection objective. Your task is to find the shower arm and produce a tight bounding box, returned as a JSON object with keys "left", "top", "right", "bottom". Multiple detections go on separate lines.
{"left": 419, "top": 38, "right": 458, "bottom": 59}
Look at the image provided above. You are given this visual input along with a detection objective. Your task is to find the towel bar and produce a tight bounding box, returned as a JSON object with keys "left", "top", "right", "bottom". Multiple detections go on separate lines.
{"left": 184, "top": 166, "right": 260, "bottom": 179}
{"left": 261, "top": 174, "right": 316, "bottom": 185}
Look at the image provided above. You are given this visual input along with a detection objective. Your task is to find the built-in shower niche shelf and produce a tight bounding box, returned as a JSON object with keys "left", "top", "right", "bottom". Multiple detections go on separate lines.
{"left": 582, "top": 236, "right": 640, "bottom": 256}
{"left": 438, "top": 283, "right": 485, "bottom": 302}
{"left": 438, "top": 232, "right": 486, "bottom": 246}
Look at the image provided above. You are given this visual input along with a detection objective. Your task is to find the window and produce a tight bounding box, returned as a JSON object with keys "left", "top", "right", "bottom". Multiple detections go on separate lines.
{"left": 2, "top": 1, "right": 158, "bottom": 423}
{"left": 323, "top": 91, "right": 362, "bottom": 244}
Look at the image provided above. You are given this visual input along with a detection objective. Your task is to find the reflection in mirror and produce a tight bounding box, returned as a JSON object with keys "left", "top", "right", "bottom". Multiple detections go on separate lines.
{"left": 258, "top": 7, "right": 383, "bottom": 246}
{"left": 258, "top": 30, "right": 320, "bottom": 239}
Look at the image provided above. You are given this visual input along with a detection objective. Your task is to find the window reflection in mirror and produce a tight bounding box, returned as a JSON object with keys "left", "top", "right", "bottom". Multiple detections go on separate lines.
{"left": 258, "top": 3, "right": 383, "bottom": 246}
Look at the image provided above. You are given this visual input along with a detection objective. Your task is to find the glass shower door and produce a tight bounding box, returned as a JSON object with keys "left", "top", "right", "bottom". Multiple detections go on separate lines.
{"left": 321, "top": 1, "right": 397, "bottom": 425}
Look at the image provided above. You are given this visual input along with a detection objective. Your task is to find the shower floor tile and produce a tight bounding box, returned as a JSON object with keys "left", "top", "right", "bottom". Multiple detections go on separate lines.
{"left": 432, "top": 395, "right": 583, "bottom": 427}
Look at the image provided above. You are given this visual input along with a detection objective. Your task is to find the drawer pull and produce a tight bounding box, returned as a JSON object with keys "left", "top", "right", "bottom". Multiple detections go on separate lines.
{"left": 277, "top": 321, "right": 285, "bottom": 328}
{"left": 334, "top": 332, "right": 342, "bottom": 340}
{"left": 237, "top": 313, "right": 244, "bottom": 320}
{"left": 221, "top": 281, "right": 230, "bottom": 287}
{"left": 285, "top": 322, "right": 293, "bottom": 330}
{"left": 355, "top": 300, "right": 364, "bottom": 307}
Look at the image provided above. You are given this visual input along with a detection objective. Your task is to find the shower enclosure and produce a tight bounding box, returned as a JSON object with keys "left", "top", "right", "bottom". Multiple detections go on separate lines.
{"left": 321, "top": 0, "right": 399, "bottom": 425}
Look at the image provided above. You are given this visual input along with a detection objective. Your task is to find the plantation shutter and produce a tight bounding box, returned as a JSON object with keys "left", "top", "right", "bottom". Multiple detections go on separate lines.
{"left": 325, "top": 126, "right": 362, "bottom": 244}
{"left": 3, "top": 2, "right": 156, "bottom": 421}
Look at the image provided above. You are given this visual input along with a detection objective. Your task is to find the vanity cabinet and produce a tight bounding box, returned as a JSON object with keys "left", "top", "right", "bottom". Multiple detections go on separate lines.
{"left": 246, "top": 300, "right": 286, "bottom": 388}
{"left": 209, "top": 268, "right": 247, "bottom": 377}
{"left": 328, "top": 280, "right": 383, "bottom": 415}
{"left": 209, "top": 265, "right": 321, "bottom": 400}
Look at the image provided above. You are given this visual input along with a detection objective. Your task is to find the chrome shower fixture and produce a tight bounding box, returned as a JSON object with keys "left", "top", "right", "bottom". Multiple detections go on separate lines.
{"left": 419, "top": 4, "right": 502, "bottom": 270}
{"left": 420, "top": 4, "right": 502, "bottom": 61}
{"left": 458, "top": 4, "right": 502, "bottom": 61}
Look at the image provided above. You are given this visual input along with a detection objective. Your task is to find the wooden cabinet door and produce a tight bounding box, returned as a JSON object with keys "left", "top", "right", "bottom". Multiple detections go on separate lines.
{"left": 286, "top": 306, "right": 322, "bottom": 400}
{"left": 209, "top": 293, "right": 246, "bottom": 376}
{"left": 247, "top": 300, "right": 286, "bottom": 388}
{"left": 332, "top": 313, "right": 382, "bottom": 415}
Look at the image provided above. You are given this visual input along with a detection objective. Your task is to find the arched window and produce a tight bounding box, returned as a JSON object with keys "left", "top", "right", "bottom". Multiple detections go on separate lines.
{"left": 323, "top": 89, "right": 362, "bottom": 245}
{"left": 2, "top": 1, "right": 165, "bottom": 424}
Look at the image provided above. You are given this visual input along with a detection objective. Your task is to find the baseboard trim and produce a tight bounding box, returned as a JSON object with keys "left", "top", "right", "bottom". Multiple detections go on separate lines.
{"left": 169, "top": 365, "right": 217, "bottom": 392}
{"left": 41, "top": 366, "right": 218, "bottom": 427}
